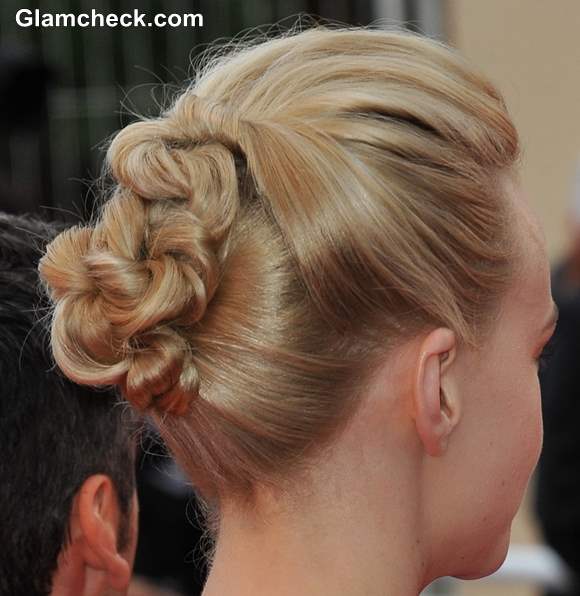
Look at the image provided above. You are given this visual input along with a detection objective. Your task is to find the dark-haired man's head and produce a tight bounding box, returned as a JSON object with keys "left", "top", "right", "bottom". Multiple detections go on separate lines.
{"left": 0, "top": 213, "right": 138, "bottom": 595}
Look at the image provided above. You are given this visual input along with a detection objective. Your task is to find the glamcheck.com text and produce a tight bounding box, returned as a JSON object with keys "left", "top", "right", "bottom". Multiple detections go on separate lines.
{"left": 16, "top": 9, "right": 203, "bottom": 28}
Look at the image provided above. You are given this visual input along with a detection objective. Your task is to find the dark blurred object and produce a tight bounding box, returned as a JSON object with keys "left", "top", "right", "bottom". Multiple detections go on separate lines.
{"left": 537, "top": 162, "right": 580, "bottom": 596}
{"left": 135, "top": 427, "right": 207, "bottom": 595}
{"left": 0, "top": 46, "right": 52, "bottom": 213}
{"left": 0, "top": 46, "right": 52, "bottom": 130}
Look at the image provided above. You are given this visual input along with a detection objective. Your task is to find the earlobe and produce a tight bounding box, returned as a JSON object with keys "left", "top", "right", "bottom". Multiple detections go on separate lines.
{"left": 413, "top": 328, "right": 459, "bottom": 457}
{"left": 76, "top": 474, "right": 131, "bottom": 592}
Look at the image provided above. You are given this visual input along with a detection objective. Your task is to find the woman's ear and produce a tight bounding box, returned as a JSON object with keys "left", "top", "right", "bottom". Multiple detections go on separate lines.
{"left": 413, "top": 328, "right": 460, "bottom": 457}
{"left": 73, "top": 474, "right": 132, "bottom": 592}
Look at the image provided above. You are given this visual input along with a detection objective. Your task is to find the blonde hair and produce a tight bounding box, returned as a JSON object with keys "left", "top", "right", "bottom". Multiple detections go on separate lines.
{"left": 40, "top": 26, "right": 519, "bottom": 502}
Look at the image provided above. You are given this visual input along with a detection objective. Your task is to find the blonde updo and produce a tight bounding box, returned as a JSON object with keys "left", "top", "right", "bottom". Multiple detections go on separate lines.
{"left": 40, "top": 26, "right": 519, "bottom": 499}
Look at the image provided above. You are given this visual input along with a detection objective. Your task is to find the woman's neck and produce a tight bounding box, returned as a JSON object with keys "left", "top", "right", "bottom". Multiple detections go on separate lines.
{"left": 202, "top": 493, "right": 425, "bottom": 596}
{"left": 202, "top": 443, "right": 429, "bottom": 596}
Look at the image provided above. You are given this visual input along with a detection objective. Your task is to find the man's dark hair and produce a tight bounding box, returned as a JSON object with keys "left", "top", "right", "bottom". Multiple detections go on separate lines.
{"left": 0, "top": 213, "right": 137, "bottom": 596}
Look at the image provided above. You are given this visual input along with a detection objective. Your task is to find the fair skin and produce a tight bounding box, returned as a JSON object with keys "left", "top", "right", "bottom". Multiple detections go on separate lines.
{"left": 202, "top": 181, "right": 556, "bottom": 596}
{"left": 51, "top": 476, "right": 138, "bottom": 596}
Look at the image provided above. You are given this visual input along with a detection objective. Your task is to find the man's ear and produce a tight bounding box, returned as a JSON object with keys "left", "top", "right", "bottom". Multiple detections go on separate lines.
{"left": 413, "top": 328, "right": 460, "bottom": 457}
{"left": 73, "top": 474, "right": 131, "bottom": 592}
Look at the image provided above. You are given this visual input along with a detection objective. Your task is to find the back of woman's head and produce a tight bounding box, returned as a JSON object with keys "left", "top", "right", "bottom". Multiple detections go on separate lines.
{"left": 40, "top": 26, "right": 520, "bottom": 502}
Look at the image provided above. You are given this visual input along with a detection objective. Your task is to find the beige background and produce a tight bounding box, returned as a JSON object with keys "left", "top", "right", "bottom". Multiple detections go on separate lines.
{"left": 443, "top": 2, "right": 579, "bottom": 594}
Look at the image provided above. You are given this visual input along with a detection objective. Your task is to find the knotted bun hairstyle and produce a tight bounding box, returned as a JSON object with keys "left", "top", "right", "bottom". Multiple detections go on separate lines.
{"left": 41, "top": 97, "right": 243, "bottom": 416}
{"left": 40, "top": 27, "right": 520, "bottom": 500}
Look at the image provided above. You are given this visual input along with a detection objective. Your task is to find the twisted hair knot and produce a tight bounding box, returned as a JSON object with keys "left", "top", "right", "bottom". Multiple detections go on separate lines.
{"left": 107, "top": 94, "right": 245, "bottom": 205}
{"left": 40, "top": 95, "right": 246, "bottom": 415}
{"left": 171, "top": 93, "right": 244, "bottom": 149}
